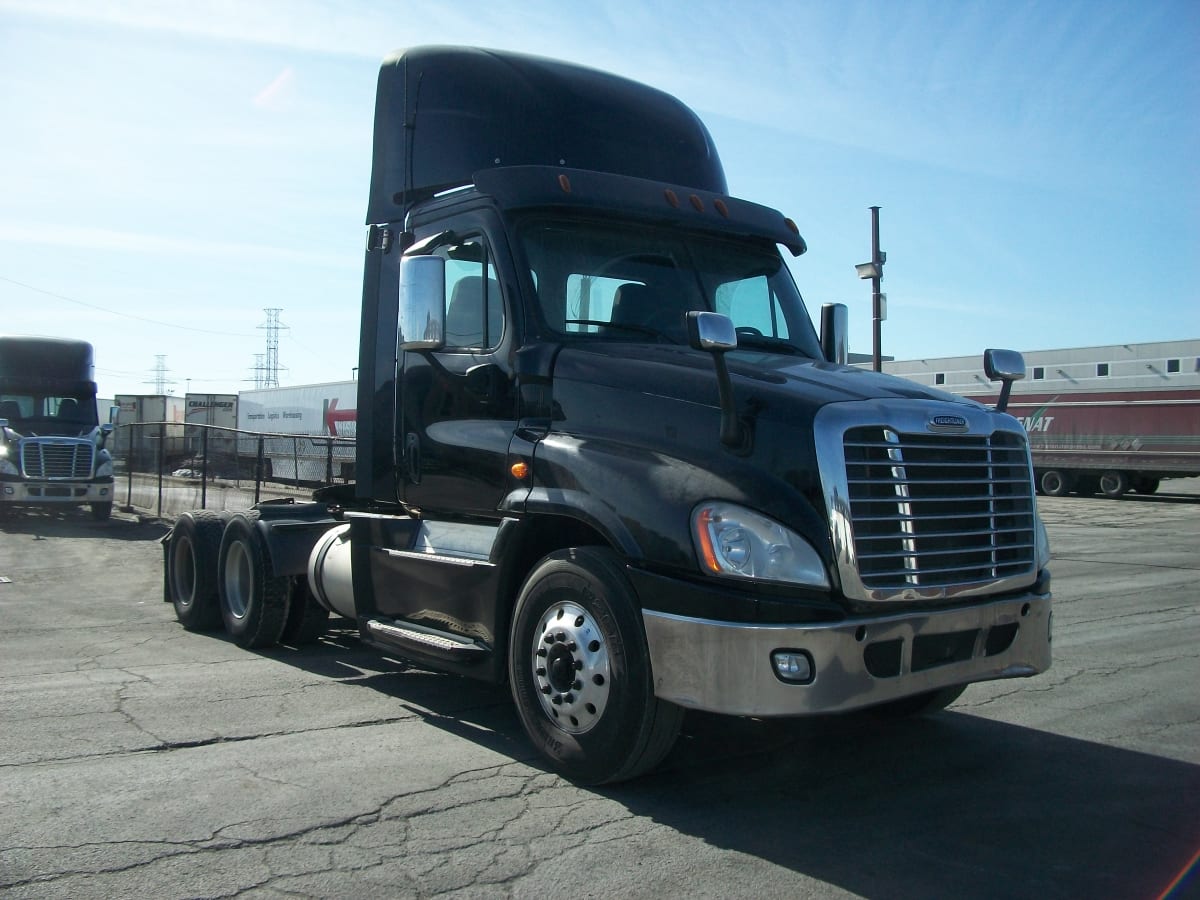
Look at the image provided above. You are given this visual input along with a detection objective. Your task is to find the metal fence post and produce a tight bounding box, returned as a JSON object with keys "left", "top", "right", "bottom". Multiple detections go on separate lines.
{"left": 157, "top": 422, "right": 165, "bottom": 518}
{"left": 200, "top": 425, "right": 209, "bottom": 510}
{"left": 255, "top": 435, "right": 264, "bottom": 504}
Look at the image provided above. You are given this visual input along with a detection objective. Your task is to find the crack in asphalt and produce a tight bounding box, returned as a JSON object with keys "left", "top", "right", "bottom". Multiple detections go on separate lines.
{"left": 0, "top": 762, "right": 624, "bottom": 896}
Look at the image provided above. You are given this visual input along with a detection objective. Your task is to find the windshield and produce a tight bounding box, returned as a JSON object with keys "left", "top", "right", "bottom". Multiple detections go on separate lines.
{"left": 0, "top": 393, "right": 96, "bottom": 432}
{"left": 518, "top": 218, "right": 823, "bottom": 358}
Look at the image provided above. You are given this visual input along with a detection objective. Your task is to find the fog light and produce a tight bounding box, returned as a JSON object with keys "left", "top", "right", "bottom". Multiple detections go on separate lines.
{"left": 771, "top": 650, "right": 814, "bottom": 684}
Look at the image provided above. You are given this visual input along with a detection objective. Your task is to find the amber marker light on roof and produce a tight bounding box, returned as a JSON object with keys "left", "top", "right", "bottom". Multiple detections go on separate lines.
{"left": 558, "top": 174, "right": 572, "bottom": 193}
{"left": 714, "top": 198, "right": 730, "bottom": 218}
{"left": 689, "top": 194, "right": 704, "bottom": 212}
{"left": 664, "top": 189, "right": 680, "bottom": 208}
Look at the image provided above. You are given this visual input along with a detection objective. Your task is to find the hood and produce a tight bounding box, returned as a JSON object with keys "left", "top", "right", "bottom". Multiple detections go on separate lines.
{"left": 550, "top": 342, "right": 979, "bottom": 416}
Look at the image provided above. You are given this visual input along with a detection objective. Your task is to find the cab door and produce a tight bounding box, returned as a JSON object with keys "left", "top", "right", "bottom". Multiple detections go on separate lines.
{"left": 398, "top": 220, "right": 517, "bottom": 518}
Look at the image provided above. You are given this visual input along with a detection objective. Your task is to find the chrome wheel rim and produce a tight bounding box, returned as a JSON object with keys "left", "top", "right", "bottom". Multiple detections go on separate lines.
{"left": 531, "top": 601, "right": 611, "bottom": 734}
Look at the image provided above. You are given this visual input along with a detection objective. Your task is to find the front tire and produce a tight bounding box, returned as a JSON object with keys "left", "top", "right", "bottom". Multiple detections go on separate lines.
{"left": 509, "top": 547, "right": 683, "bottom": 785}
{"left": 218, "top": 512, "right": 292, "bottom": 648}
{"left": 91, "top": 501, "right": 113, "bottom": 521}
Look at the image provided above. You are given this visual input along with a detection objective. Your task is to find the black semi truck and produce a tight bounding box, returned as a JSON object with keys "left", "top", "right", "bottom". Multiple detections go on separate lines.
{"left": 164, "top": 47, "right": 1052, "bottom": 784}
{"left": 0, "top": 335, "right": 116, "bottom": 520}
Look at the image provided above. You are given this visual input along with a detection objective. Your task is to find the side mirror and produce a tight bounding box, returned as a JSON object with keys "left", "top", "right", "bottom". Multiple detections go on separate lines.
{"left": 398, "top": 254, "right": 446, "bottom": 351}
{"left": 109, "top": 405, "right": 120, "bottom": 425}
{"left": 984, "top": 348, "right": 1026, "bottom": 413}
{"left": 686, "top": 311, "right": 737, "bottom": 352}
{"left": 820, "top": 303, "right": 848, "bottom": 365}
{"left": 686, "top": 312, "right": 743, "bottom": 449}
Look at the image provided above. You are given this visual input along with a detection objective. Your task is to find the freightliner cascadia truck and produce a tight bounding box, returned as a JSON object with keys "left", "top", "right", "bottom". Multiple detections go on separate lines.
{"left": 0, "top": 335, "right": 116, "bottom": 520}
{"left": 163, "top": 47, "right": 1052, "bottom": 784}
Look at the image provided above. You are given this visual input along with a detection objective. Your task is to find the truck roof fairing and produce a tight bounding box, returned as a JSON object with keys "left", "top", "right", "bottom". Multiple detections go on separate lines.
{"left": 367, "top": 46, "right": 727, "bottom": 225}
{"left": 470, "top": 166, "right": 807, "bottom": 257}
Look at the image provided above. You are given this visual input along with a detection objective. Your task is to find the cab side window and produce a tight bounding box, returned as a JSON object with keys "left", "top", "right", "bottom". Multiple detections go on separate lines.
{"left": 436, "top": 238, "right": 504, "bottom": 350}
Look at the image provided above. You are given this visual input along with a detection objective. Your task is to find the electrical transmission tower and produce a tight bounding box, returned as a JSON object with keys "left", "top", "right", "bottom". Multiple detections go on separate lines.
{"left": 148, "top": 355, "right": 174, "bottom": 394}
{"left": 257, "top": 308, "right": 289, "bottom": 388}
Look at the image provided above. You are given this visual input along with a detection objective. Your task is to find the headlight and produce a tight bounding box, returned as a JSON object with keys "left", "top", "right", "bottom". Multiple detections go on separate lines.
{"left": 692, "top": 502, "right": 829, "bottom": 588}
{"left": 95, "top": 459, "right": 114, "bottom": 478}
{"left": 1035, "top": 513, "right": 1052, "bottom": 571}
{"left": 0, "top": 458, "right": 17, "bottom": 476}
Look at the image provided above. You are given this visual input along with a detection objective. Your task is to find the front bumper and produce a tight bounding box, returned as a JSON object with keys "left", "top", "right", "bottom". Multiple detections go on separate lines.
{"left": 0, "top": 478, "right": 114, "bottom": 506}
{"left": 642, "top": 588, "right": 1051, "bottom": 717}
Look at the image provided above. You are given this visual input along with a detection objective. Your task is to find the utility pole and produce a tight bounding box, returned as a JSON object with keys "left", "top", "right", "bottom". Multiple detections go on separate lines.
{"left": 855, "top": 207, "right": 886, "bottom": 372}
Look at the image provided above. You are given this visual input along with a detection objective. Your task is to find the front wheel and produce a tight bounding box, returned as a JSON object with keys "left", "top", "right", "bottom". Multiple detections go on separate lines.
{"left": 91, "top": 501, "right": 113, "bottom": 521}
{"left": 509, "top": 547, "right": 683, "bottom": 785}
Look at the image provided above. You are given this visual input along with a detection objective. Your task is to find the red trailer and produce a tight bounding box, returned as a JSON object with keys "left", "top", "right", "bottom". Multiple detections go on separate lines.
{"left": 1004, "top": 388, "right": 1200, "bottom": 497}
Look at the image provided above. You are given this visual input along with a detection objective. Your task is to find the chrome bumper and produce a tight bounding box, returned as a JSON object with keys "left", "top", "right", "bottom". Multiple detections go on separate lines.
{"left": 1, "top": 480, "right": 113, "bottom": 505}
{"left": 642, "top": 591, "right": 1051, "bottom": 717}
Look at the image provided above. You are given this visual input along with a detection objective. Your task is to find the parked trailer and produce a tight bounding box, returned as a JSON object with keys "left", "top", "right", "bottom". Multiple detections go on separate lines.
{"left": 0, "top": 335, "right": 116, "bottom": 519}
{"left": 114, "top": 394, "right": 187, "bottom": 469}
{"left": 163, "top": 47, "right": 1051, "bottom": 784}
{"left": 1009, "top": 389, "right": 1200, "bottom": 497}
{"left": 880, "top": 340, "right": 1200, "bottom": 499}
{"left": 237, "top": 382, "right": 356, "bottom": 484}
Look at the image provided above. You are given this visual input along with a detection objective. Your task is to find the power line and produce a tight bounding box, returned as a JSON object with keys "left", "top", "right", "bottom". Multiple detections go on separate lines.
{"left": 0, "top": 274, "right": 253, "bottom": 338}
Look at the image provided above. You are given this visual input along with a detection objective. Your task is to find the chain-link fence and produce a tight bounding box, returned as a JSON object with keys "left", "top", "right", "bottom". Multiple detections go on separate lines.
{"left": 113, "top": 422, "right": 354, "bottom": 520}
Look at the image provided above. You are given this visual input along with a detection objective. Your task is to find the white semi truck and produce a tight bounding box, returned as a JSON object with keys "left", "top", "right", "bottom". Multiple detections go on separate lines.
{"left": 0, "top": 335, "right": 117, "bottom": 520}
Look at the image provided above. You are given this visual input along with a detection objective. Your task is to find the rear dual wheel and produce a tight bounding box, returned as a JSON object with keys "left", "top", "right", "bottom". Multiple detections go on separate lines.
{"left": 509, "top": 547, "right": 683, "bottom": 785}
{"left": 1099, "top": 470, "right": 1129, "bottom": 499}
{"left": 1039, "top": 470, "right": 1073, "bottom": 497}
{"left": 167, "top": 510, "right": 228, "bottom": 631}
{"left": 218, "top": 512, "right": 292, "bottom": 648}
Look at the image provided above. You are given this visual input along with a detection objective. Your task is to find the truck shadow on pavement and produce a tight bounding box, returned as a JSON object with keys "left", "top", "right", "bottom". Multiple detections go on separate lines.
{"left": 0, "top": 510, "right": 169, "bottom": 542}
{"left": 262, "top": 625, "right": 1198, "bottom": 900}
{"left": 618, "top": 711, "right": 1200, "bottom": 900}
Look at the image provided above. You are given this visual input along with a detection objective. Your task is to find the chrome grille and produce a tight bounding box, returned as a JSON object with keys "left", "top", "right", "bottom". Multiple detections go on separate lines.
{"left": 843, "top": 427, "right": 1035, "bottom": 591}
{"left": 20, "top": 440, "right": 95, "bottom": 479}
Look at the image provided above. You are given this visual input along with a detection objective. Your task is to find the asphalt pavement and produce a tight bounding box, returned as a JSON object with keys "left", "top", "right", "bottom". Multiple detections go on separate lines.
{"left": 1, "top": 483, "right": 1198, "bottom": 898}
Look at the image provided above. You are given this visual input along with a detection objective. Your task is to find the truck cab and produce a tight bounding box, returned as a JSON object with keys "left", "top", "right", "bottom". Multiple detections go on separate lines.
{"left": 0, "top": 336, "right": 116, "bottom": 520}
{"left": 165, "top": 47, "right": 1051, "bottom": 785}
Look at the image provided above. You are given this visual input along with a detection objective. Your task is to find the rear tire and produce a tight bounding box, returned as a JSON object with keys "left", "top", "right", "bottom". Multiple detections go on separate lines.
{"left": 1099, "top": 470, "right": 1129, "bottom": 499}
{"left": 168, "top": 510, "right": 226, "bottom": 631}
{"left": 1039, "top": 470, "right": 1073, "bottom": 497}
{"left": 218, "top": 512, "right": 292, "bottom": 648}
{"left": 509, "top": 547, "right": 683, "bottom": 785}
{"left": 281, "top": 579, "right": 331, "bottom": 645}
{"left": 1131, "top": 475, "right": 1160, "bottom": 495}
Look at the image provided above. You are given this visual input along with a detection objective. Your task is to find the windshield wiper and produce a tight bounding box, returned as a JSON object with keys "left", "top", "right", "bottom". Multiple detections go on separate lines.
{"left": 563, "top": 319, "right": 674, "bottom": 342}
{"left": 734, "top": 332, "right": 804, "bottom": 355}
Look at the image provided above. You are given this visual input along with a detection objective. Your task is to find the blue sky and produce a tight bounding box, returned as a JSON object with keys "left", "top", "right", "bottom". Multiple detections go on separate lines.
{"left": 1, "top": 0, "right": 1197, "bottom": 397}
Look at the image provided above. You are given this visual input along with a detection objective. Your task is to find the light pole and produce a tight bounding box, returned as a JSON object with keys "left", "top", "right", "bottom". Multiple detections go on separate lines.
{"left": 855, "top": 206, "right": 886, "bottom": 372}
